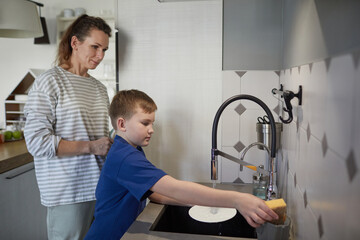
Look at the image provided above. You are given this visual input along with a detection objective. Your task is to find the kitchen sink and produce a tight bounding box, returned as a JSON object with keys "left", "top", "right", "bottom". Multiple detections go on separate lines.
{"left": 150, "top": 205, "right": 257, "bottom": 238}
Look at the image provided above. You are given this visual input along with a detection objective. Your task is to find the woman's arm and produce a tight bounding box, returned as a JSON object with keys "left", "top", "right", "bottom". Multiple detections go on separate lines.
{"left": 24, "top": 74, "right": 113, "bottom": 158}
{"left": 57, "top": 137, "right": 113, "bottom": 157}
{"left": 150, "top": 175, "right": 278, "bottom": 228}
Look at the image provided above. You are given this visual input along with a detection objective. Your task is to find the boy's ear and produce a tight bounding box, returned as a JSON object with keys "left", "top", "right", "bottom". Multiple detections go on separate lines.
{"left": 116, "top": 117, "right": 126, "bottom": 132}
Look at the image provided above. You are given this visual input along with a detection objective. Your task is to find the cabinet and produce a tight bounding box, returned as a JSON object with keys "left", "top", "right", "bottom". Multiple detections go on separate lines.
{"left": 0, "top": 162, "right": 47, "bottom": 240}
{"left": 222, "top": 0, "right": 282, "bottom": 70}
{"left": 4, "top": 69, "right": 45, "bottom": 126}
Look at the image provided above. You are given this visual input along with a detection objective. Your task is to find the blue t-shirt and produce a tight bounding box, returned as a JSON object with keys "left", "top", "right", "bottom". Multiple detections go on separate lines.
{"left": 85, "top": 135, "right": 167, "bottom": 240}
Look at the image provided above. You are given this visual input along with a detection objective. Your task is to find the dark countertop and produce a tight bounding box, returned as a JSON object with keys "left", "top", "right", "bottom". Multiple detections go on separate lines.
{"left": 122, "top": 183, "right": 257, "bottom": 240}
{"left": 0, "top": 140, "right": 33, "bottom": 174}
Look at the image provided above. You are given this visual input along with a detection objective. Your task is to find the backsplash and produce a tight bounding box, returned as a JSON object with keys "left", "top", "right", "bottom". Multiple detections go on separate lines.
{"left": 221, "top": 50, "right": 360, "bottom": 239}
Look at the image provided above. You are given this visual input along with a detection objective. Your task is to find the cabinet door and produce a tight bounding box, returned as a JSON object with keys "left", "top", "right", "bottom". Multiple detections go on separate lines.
{"left": 0, "top": 162, "right": 47, "bottom": 240}
{"left": 223, "top": 0, "right": 282, "bottom": 70}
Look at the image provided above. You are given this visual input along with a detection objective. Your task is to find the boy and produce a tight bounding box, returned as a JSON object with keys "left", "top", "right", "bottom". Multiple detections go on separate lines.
{"left": 85, "top": 90, "right": 278, "bottom": 239}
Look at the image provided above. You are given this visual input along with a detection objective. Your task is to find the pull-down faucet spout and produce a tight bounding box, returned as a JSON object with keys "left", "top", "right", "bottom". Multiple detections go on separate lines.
{"left": 211, "top": 94, "right": 277, "bottom": 200}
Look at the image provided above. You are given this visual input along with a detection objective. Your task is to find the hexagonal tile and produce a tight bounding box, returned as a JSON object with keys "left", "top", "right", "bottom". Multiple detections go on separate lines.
{"left": 318, "top": 215, "right": 324, "bottom": 238}
{"left": 351, "top": 50, "right": 360, "bottom": 68}
{"left": 322, "top": 134, "right": 328, "bottom": 157}
{"left": 309, "top": 63, "right": 313, "bottom": 73}
{"left": 235, "top": 71, "right": 247, "bottom": 78}
{"left": 307, "top": 123, "right": 311, "bottom": 142}
{"left": 273, "top": 104, "right": 281, "bottom": 116}
{"left": 234, "top": 140, "right": 245, "bottom": 153}
{"left": 296, "top": 117, "right": 300, "bottom": 133}
{"left": 233, "top": 177, "right": 244, "bottom": 184}
{"left": 346, "top": 150, "right": 358, "bottom": 182}
{"left": 235, "top": 103, "right": 246, "bottom": 116}
{"left": 325, "top": 57, "right": 332, "bottom": 72}
{"left": 303, "top": 190, "right": 308, "bottom": 208}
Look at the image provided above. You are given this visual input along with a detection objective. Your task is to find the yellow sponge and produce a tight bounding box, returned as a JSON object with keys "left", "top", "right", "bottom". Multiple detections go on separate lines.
{"left": 265, "top": 198, "right": 287, "bottom": 225}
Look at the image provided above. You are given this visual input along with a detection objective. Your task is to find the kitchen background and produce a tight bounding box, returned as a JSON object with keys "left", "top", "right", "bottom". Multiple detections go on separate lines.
{"left": 1, "top": 0, "right": 359, "bottom": 239}
{"left": 0, "top": 0, "right": 116, "bottom": 130}
{"left": 116, "top": 1, "right": 359, "bottom": 239}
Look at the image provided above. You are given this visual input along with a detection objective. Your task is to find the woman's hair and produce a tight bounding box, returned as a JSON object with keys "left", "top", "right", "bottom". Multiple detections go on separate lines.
{"left": 56, "top": 14, "right": 112, "bottom": 67}
{"left": 109, "top": 90, "right": 157, "bottom": 130}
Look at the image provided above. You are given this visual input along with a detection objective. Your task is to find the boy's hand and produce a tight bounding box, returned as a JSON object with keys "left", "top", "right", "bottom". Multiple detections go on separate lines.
{"left": 236, "top": 193, "right": 278, "bottom": 228}
{"left": 89, "top": 137, "right": 113, "bottom": 156}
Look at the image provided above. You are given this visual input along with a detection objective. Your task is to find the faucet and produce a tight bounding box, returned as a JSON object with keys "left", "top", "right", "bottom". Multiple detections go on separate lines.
{"left": 211, "top": 94, "right": 277, "bottom": 200}
{"left": 239, "top": 142, "right": 277, "bottom": 200}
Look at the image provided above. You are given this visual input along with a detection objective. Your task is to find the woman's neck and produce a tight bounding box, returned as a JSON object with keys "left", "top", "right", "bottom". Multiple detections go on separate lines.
{"left": 60, "top": 60, "right": 88, "bottom": 77}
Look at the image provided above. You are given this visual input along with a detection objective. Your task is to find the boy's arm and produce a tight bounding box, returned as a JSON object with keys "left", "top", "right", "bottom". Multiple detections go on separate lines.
{"left": 150, "top": 175, "right": 278, "bottom": 228}
{"left": 148, "top": 192, "right": 190, "bottom": 206}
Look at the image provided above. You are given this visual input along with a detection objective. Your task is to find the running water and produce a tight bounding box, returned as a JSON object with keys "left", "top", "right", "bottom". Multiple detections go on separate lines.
{"left": 211, "top": 180, "right": 218, "bottom": 214}
{"left": 212, "top": 179, "right": 216, "bottom": 189}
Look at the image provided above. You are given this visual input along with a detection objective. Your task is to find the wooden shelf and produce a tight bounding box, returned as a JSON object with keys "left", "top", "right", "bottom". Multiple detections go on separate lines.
{"left": 6, "top": 120, "right": 26, "bottom": 124}
{"left": 5, "top": 101, "right": 27, "bottom": 104}
{"left": 6, "top": 111, "right": 24, "bottom": 115}
{"left": 4, "top": 69, "right": 45, "bottom": 126}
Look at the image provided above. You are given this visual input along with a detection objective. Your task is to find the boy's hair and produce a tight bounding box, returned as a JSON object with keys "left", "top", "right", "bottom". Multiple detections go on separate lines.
{"left": 109, "top": 89, "right": 157, "bottom": 130}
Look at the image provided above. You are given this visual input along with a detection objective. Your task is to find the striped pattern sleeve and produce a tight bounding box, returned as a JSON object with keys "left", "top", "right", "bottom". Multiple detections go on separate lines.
{"left": 24, "top": 74, "right": 61, "bottom": 158}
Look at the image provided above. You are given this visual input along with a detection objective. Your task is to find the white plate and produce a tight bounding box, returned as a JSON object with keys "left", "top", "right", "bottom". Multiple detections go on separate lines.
{"left": 188, "top": 205, "right": 237, "bottom": 223}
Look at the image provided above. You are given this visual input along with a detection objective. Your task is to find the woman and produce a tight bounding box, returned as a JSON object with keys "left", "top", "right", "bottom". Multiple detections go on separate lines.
{"left": 24, "top": 15, "right": 113, "bottom": 240}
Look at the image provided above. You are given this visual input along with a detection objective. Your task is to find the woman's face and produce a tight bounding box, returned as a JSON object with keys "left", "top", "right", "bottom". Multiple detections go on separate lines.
{"left": 72, "top": 29, "right": 109, "bottom": 70}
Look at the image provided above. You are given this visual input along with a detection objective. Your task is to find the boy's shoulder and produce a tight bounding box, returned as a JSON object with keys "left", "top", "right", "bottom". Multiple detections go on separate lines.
{"left": 108, "top": 136, "right": 145, "bottom": 161}
{"left": 103, "top": 137, "right": 147, "bottom": 174}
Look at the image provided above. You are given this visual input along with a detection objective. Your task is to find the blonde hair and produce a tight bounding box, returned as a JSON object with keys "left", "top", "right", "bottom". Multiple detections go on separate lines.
{"left": 109, "top": 90, "right": 157, "bottom": 130}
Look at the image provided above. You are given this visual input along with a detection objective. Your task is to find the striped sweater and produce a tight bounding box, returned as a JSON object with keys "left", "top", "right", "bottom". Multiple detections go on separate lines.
{"left": 24, "top": 66, "right": 110, "bottom": 207}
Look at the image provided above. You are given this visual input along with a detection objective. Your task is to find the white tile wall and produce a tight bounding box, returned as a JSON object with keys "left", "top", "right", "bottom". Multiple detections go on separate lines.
{"left": 221, "top": 109, "right": 240, "bottom": 146}
{"left": 240, "top": 71, "right": 279, "bottom": 110}
{"left": 354, "top": 53, "right": 360, "bottom": 172}
{"left": 325, "top": 55, "right": 355, "bottom": 159}
{"left": 221, "top": 51, "right": 360, "bottom": 239}
{"left": 221, "top": 71, "right": 280, "bottom": 183}
{"left": 117, "top": 0, "right": 222, "bottom": 182}
{"left": 305, "top": 61, "right": 328, "bottom": 141}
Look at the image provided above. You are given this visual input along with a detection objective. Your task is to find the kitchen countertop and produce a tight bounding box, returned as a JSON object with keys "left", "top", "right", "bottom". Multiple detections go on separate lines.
{"left": 122, "top": 183, "right": 257, "bottom": 240}
{"left": 0, "top": 140, "right": 33, "bottom": 174}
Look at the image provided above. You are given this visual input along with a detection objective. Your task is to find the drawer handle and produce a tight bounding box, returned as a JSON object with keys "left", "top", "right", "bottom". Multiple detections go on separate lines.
{"left": 6, "top": 167, "right": 34, "bottom": 179}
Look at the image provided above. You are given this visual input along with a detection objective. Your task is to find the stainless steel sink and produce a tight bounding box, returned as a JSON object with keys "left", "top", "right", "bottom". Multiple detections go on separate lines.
{"left": 149, "top": 205, "right": 257, "bottom": 238}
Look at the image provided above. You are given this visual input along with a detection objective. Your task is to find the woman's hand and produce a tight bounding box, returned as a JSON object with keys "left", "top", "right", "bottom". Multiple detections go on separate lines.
{"left": 89, "top": 137, "right": 113, "bottom": 156}
{"left": 57, "top": 137, "right": 113, "bottom": 157}
{"left": 235, "top": 193, "right": 278, "bottom": 228}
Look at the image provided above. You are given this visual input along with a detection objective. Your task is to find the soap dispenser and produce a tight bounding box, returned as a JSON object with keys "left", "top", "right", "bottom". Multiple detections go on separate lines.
{"left": 252, "top": 165, "right": 268, "bottom": 200}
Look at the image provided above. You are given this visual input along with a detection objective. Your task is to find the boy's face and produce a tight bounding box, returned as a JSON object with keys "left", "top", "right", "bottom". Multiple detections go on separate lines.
{"left": 121, "top": 107, "right": 155, "bottom": 148}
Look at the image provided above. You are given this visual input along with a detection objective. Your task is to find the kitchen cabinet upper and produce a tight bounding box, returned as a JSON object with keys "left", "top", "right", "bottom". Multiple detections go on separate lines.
{"left": 223, "top": 0, "right": 282, "bottom": 70}
{"left": 223, "top": 0, "right": 360, "bottom": 71}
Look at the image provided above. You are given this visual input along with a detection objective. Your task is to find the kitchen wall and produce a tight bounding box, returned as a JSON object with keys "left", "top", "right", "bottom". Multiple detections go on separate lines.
{"left": 116, "top": 0, "right": 222, "bottom": 182}
{"left": 220, "top": 70, "right": 281, "bottom": 183}
{"left": 117, "top": 2, "right": 359, "bottom": 238}
{"left": 221, "top": 1, "right": 360, "bottom": 239}
{"left": 0, "top": 0, "right": 116, "bottom": 128}
{"left": 2, "top": 0, "right": 358, "bottom": 238}
{"left": 222, "top": 52, "right": 360, "bottom": 239}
